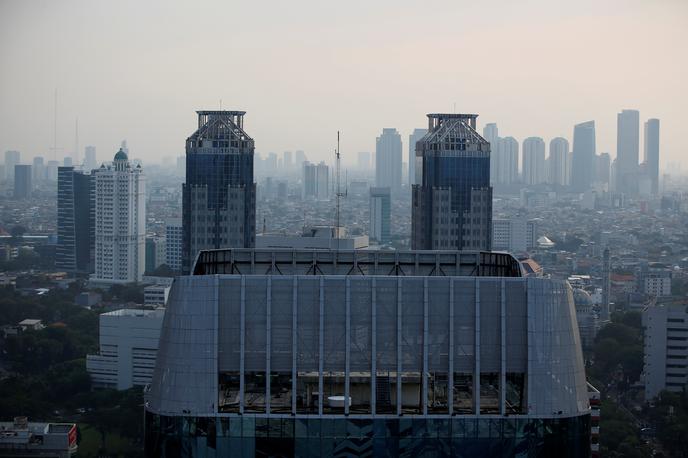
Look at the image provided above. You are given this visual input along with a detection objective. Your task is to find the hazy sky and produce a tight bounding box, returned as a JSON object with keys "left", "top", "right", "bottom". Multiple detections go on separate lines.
{"left": 1, "top": 0, "right": 686, "bottom": 168}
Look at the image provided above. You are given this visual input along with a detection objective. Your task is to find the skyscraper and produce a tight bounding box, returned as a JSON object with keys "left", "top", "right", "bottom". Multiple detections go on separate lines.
{"left": 294, "top": 150, "right": 306, "bottom": 170}
{"left": 369, "top": 187, "right": 391, "bottom": 244}
{"left": 32, "top": 156, "right": 45, "bottom": 184}
{"left": 182, "top": 110, "right": 256, "bottom": 274}
{"left": 302, "top": 161, "right": 329, "bottom": 200}
{"left": 644, "top": 118, "right": 660, "bottom": 195}
{"left": 92, "top": 149, "right": 146, "bottom": 284}
{"left": 408, "top": 128, "right": 428, "bottom": 186}
{"left": 357, "top": 151, "right": 371, "bottom": 171}
{"left": 4, "top": 150, "right": 20, "bottom": 181}
{"left": 84, "top": 146, "right": 98, "bottom": 171}
{"left": 595, "top": 153, "right": 611, "bottom": 186}
{"left": 13, "top": 165, "right": 32, "bottom": 199}
{"left": 412, "top": 113, "right": 492, "bottom": 250}
{"left": 548, "top": 137, "right": 570, "bottom": 186}
{"left": 496, "top": 136, "right": 519, "bottom": 185}
{"left": 56, "top": 166, "right": 95, "bottom": 273}
{"left": 482, "top": 123, "right": 499, "bottom": 184}
{"left": 616, "top": 109, "right": 640, "bottom": 195}
{"left": 571, "top": 121, "right": 596, "bottom": 192}
{"left": 283, "top": 151, "right": 293, "bottom": 170}
{"left": 375, "top": 128, "right": 402, "bottom": 194}
{"left": 522, "top": 137, "right": 546, "bottom": 185}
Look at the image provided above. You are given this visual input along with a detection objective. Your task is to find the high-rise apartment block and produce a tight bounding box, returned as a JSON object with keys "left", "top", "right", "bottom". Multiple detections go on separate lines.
{"left": 412, "top": 113, "right": 492, "bottom": 250}
{"left": 302, "top": 161, "right": 329, "bottom": 200}
{"left": 92, "top": 149, "right": 146, "bottom": 284}
{"left": 616, "top": 109, "right": 640, "bottom": 196}
{"left": 571, "top": 121, "right": 596, "bottom": 192}
{"left": 522, "top": 137, "right": 546, "bottom": 185}
{"left": 369, "top": 187, "right": 391, "bottom": 244}
{"left": 13, "top": 164, "right": 32, "bottom": 199}
{"left": 182, "top": 111, "right": 256, "bottom": 274}
{"left": 56, "top": 166, "right": 95, "bottom": 273}
{"left": 644, "top": 118, "right": 660, "bottom": 195}
{"left": 548, "top": 137, "right": 570, "bottom": 186}
{"left": 375, "top": 128, "right": 402, "bottom": 194}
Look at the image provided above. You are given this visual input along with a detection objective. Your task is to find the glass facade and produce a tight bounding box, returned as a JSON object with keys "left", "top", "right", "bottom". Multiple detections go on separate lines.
{"left": 145, "top": 413, "right": 591, "bottom": 458}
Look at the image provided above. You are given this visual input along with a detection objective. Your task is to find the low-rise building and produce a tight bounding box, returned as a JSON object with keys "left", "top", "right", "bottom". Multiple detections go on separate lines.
{"left": 0, "top": 417, "right": 77, "bottom": 457}
{"left": 144, "top": 285, "right": 170, "bottom": 307}
{"left": 17, "top": 319, "right": 44, "bottom": 332}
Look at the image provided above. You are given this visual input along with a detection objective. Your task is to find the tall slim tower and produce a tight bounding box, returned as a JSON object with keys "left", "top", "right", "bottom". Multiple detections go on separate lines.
{"left": 412, "top": 113, "right": 492, "bottom": 250}
{"left": 375, "top": 128, "right": 402, "bottom": 195}
{"left": 571, "top": 121, "right": 596, "bottom": 192}
{"left": 408, "top": 128, "right": 428, "bottom": 186}
{"left": 482, "top": 123, "right": 499, "bottom": 184}
{"left": 182, "top": 111, "right": 256, "bottom": 274}
{"left": 644, "top": 118, "right": 660, "bottom": 195}
{"left": 616, "top": 109, "right": 640, "bottom": 195}
{"left": 369, "top": 187, "right": 391, "bottom": 244}
{"left": 522, "top": 137, "right": 546, "bottom": 185}
{"left": 93, "top": 149, "right": 146, "bottom": 283}
{"left": 548, "top": 137, "right": 569, "bottom": 186}
{"left": 497, "top": 137, "right": 519, "bottom": 185}
{"left": 84, "top": 146, "right": 98, "bottom": 171}
{"left": 56, "top": 166, "right": 95, "bottom": 273}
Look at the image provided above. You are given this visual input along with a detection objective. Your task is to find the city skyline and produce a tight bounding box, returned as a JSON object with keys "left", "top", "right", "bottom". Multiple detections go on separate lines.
{"left": 0, "top": 1, "right": 686, "bottom": 168}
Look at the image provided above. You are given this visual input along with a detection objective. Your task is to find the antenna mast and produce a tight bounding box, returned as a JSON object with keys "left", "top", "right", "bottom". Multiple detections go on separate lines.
{"left": 335, "top": 131, "right": 347, "bottom": 247}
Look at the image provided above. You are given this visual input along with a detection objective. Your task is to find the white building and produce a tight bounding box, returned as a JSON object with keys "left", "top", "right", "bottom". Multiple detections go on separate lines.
{"left": 375, "top": 128, "right": 402, "bottom": 194}
{"left": 165, "top": 218, "right": 183, "bottom": 272}
{"left": 144, "top": 285, "right": 171, "bottom": 307}
{"left": 549, "top": 137, "right": 570, "bottom": 186}
{"left": 523, "top": 137, "right": 546, "bottom": 185}
{"left": 495, "top": 136, "right": 519, "bottom": 185}
{"left": 91, "top": 149, "right": 146, "bottom": 284}
{"left": 86, "top": 308, "right": 164, "bottom": 390}
{"left": 643, "top": 303, "right": 688, "bottom": 400}
{"left": 492, "top": 218, "right": 538, "bottom": 253}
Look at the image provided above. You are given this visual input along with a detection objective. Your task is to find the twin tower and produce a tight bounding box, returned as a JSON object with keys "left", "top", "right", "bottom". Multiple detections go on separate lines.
{"left": 182, "top": 111, "right": 492, "bottom": 273}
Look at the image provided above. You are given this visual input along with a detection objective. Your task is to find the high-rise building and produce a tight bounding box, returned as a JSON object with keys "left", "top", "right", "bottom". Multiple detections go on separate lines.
{"left": 375, "top": 128, "right": 402, "bottom": 194}
{"left": 84, "top": 145, "right": 98, "bottom": 170}
{"left": 63, "top": 156, "right": 73, "bottom": 167}
{"left": 4, "top": 150, "right": 20, "bottom": 181}
{"left": 369, "top": 187, "right": 391, "bottom": 244}
{"left": 294, "top": 150, "right": 306, "bottom": 170}
{"left": 32, "top": 156, "right": 45, "bottom": 184}
{"left": 283, "top": 151, "right": 293, "bottom": 170}
{"left": 548, "top": 137, "right": 570, "bottom": 186}
{"left": 13, "top": 165, "right": 32, "bottom": 199}
{"left": 522, "top": 137, "right": 546, "bottom": 185}
{"left": 483, "top": 123, "right": 499, "bottom": 184}
{"left": 412, "top": 113, "right": 492, "bottom": 250}
{"left": 302, "top": 161, "right": 329, "bottom": 200}
{"left": 46, "top": 160, "right": 59, "bottom": 181}
{"left": 357, "top": 151, "right": 371, "bottom": 171}
{"left": 495, "top": 137, "right": 519, "bottom": 185}
{"left": 165, "top": 219, "right": 183, "bottom": 272}
{"left": 56, "top": 166, "right": 95, "bottom": 273}
{"left": 571, "top": 121, "right": 596, "bottom": 192}
{"left": 408, "top": 128, "right": 428, "bottom": 186}
{"left": 595, "top": 153, "right": 611, "bottom": 186}
{"left": 92, "top": 149, "right": 146, "bottom": 284}
{"left": 182, "top": 110, "right": 256, "bottom": 274}
{"left": 145, "top": 237, "right": 167, "bottom": 273}
{"left": 492, "top": 217, "right": 538, "bottom": 252}
{"left": 145, "top": 248, "right": 592, "bottom": 456}
{"left": 616, "top": 109, "right": 640, "bottom": 195}
{"left": 644, "top": 118, "right": 660, "bottom": 195}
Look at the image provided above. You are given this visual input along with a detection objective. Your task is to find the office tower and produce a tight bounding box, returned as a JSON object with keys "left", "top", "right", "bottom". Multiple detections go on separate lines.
{"left": 522, "top": 137, "right": 546, "bottom": 185}
{"left": 32, "top": 156, "right": 45, "bottom": 184}
{"left": 369, "top": 187, "right": 391, "bottom": 244}
{"left": 644, "top": 118, "right": 660, "bottom": 195}
{"left": 84, "top": 146, "right": 98, "bottom": 170}
{"left": 357, "top": 151, "right": 371, "bottom": 171}
{"left": 495, "top": 136, "right": 519, "bottom": 185}
{"left": 408, "top": 128, "right": 428, "bottom": 186}
{"left": 46, "top": 160, "right": 59, "bottom": 181}
{"left": 283, "top": 151, "right": 293, "bottom": 170}
{"left": 492, "top": 217, "right": 537, "bottom": 252}
{"left": 145, "top": 248, "right": 592, "bottom": 456}
{"left": 294, "top": 150, "right": 306, "bottom": 169}
{"left": 13, "top": 165, "right": 32, "bottom": 199}
{"left": 643, "top": 304, "right": 688, "bottom": 400}
{"left": 165, "top": 219, "right": 183, "bottom": 272}
{"left": 548, "top": 137, "right": 570, "bottom": 186}
{"left": 145, "top": 237, "right": 167, "bottom": 273}
{"left": 64, "top": 157, "right": 73, "bottom": 167}
{"left": 412, "top": 113, "right": 492, "bottom": 250}
{"left": 56, "top": 167, "right": 95, "bottom": 273}
{"left": 571, "top": 121, "right": 596, "bottom": 192}
{"left": 92, "top": 149, "right": 146, "bottom": 284}
{"left": 375, "top": 128, "right": 402, "bottom": 194}
{"left": 4, "top": 150, "right": 20, "bottom": 181}
{"left": 483, "top": 123, "right": 499, "bottom": 184}
{"left": 615, "top": 109, "right": 640, "bottom": 195}
{"left": 303, "top": 161, "right": 329, "bottom": 200}
{"left": 182, "top": 110, "right": 256, "bottom": 274}
{"left": 595, "top": 153, "right": 611, "bottom": 186}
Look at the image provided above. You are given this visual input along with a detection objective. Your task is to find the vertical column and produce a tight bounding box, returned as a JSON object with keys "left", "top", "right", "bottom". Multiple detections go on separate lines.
{"left": 265, "top": 277, "right": 272, "bottom": 413}
{"left": 396, "top": 278, "right": 402, "bottom": 416}
{"left": 318, "top": 276, "right": 324, "bottom": 416}
{"left": 292, "top": 277, "right": 297, "bottom": 415}
{"left": 526, "top": 278, "right": 534, "bottom": 415}
{"left": 213, "top": 276, "right": 220, "bottom": 414}
{"left": 500, "top": 279, "right": 506, "bottom": 416}
{"left": 448, "top": 279, "right": 455, "bottom": 416}
{"left": 239, "top": 276, "right": 246, "bottom": 414}
{"left": 422, "top": 278, "right": 429, "bottom": 415}
{"left": 371, "top": 278, "right": 377, "bottom": 415}
{"left": 474, "top": 279, "right": 480, "bottom": 415}
{"left": 345, "top": 278, "right": 351, "bottom": 415}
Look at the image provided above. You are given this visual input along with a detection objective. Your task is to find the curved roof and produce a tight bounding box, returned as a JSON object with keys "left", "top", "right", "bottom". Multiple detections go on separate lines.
{"left": 573, "top": 288, "right": 593, "bottom": 307}
{"left": 114, "top": 148, "right": 128, "bottom": 161}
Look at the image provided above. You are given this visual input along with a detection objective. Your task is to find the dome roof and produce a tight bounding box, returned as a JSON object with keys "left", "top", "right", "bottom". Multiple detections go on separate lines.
{"left": 572, "top": 288, "right": 593, "bottom": 307}
{"left": 114, "top": 148, "right": 128, "bottom": 161}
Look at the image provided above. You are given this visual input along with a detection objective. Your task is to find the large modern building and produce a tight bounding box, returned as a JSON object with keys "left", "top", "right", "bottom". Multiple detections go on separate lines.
{"left": 302, "top": 161, "right": 329, "bottom": 200}
{"left": 92, "top": 149, "right": 146, "bottom": 284}
{"left": 182, "top": 110, "right": 256, "bottom": 274}
{"left": 408, "top": 128, "right": 428, "bottom": 186}
{"left": 571, "top": 121, "right": 596, "bottom": 192}
{"left": 369, "top": 187, "right": 391, "bottom": 244}
{"left": 84, "top": 145, "right": 98, "bottom": 171}
{"left": 145, "top": 248, "right": 592, "bottom": 457}
{"left": 32, "top": 156, "right": 45, "bottom": 184}
{"left": 86, "top": 308, "right": 164, "bottom": 390}
{"left": 13, "top": 164, "right": 32, "bottom": 199}
{"left": 0, "top": 418, "right": 77, "bottom": 457}
{"left": 495, "top": 136, "right": 519, "bottom": 185}
{"left": 56, "top": 166, "right": 95, "bottom": 273}
{"left": 412, "top": 113, "right": 492, "bottom": 251}
{"left": 4, "top": 150, "right": 20, "bottom": 181}
{"left": 492, "top": 217, "right": 538, "bottom": 253}
{"left": 522, "top": 137, "right": 546, "bottom": 185}
{"left": 644, "top": 118, "right": 660, "bottom": 195}
{"left": 548, "top": 137, "right": 570, "bottom": 186}
{"left": 616, "top": 109, "right": 640, "bottom": 196}
{"left": 375, "top": 128, "right": 403, "bottom": 195}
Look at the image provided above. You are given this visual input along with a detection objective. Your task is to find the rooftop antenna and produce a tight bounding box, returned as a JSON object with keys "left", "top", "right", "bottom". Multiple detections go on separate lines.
{"left": 334, "top": 131, "right": 347, "bottom": 249}
{"left": 74, "top": 117, "right": 79, "bottom": 166}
